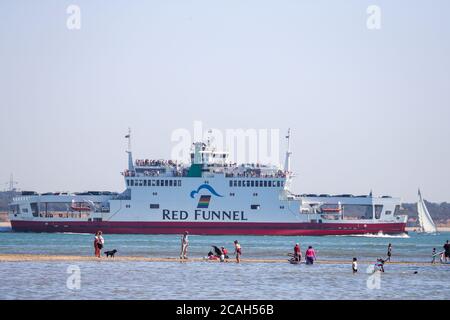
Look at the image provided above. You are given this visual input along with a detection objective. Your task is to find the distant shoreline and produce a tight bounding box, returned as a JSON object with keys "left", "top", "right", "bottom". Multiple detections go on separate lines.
{"left": 0, "top": 221, "right": 11, "bottom": 230}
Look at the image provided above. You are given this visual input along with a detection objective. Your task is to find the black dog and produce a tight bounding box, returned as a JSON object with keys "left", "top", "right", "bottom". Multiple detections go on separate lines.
{"left": 104, "top": 249, "right": 117, "bottom": 258}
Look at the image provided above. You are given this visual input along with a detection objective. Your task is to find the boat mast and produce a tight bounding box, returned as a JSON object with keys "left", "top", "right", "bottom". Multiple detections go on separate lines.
{"left": 5, "top": 173, "right": 18, "bottom": 192}
{"left": 125, "top": 128, "right": 134, "bottom": 171}
{"left": 283, "top": 129, "right": 293, "bottom": 191}
{"left": 284, "top": 128, "right": 292, "bottom": 174}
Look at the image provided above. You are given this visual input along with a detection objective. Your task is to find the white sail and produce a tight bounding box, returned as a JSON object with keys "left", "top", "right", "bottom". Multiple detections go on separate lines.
{"left": 417, "top": 189, "right": 437, "bottom": 233}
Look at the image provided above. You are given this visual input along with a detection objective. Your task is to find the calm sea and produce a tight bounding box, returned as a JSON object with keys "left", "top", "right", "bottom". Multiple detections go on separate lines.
{"left": 0, "top": 230, "right": 449, "bottom": 299}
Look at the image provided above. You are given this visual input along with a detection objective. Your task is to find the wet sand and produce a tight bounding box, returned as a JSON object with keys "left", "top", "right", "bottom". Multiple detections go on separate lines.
{"left": 0, "top": 253, "right": 446, "bottom": 266}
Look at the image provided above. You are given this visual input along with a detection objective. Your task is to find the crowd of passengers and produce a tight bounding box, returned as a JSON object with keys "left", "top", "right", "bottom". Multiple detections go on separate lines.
{"left": 124, "top": 168, "right": 287, "bottom": 178}
{"left": 225, "top": 170, "right": 286, "bottom": 178}
{"left": 135, "top": 159, "right": 177, "bottom": 167}
{"left": 123, "top": 169, "right": 184, "bottom": 177}
{"left": 122, "top": 159, "right": 288, "bottom": 178}
{"left": 134, "top": 159, "right": 279, "bottom": 169}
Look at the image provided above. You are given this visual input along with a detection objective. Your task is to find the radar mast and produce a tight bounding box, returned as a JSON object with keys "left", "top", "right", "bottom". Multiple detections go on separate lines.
{"left": 125, "top": 128, "right": 134, "bottom": 171}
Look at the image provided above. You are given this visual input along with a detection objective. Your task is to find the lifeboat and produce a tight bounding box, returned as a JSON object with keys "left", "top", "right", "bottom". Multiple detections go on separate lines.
{"left": 71, "top": 201, "right": 91, "bottom": 212}
{"left": 321, "top": 208, "right": 342, "bottom": 213}
{"left": 320, "top": 202, "right": 342, "bottom": 213}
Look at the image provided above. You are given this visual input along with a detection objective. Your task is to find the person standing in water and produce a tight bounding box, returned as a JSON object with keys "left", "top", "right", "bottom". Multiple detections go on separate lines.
{"left": 375, "top": 258, "right": 385, "bottom": 272}
{"left": 431, "top": 248, "right": 437, "bottom": 264}
{"left": 305, "top": 246, "right": 316, "bottom": 265}
{"left": 444, "top": 240, "right": 450, "bottom": 263}
{"left": 234, "top": 240, "right": 242, "bottom": 263}
{"left": 180, "top": 231, "right": 189, "bottom": 259}
{"left": 94, "top": 231, "right": 104, "bottom": 258}
{"left": 352, "top": 258, "right": 358, "bottom": 273}
{"left": 294, "top": 243, "right": 301, "bottom": 262}
{"left": 220, "top": 246, "right": 229, "bottom": 262}
{"left": 386, "top": 243, "right": 392, "bottom": 262}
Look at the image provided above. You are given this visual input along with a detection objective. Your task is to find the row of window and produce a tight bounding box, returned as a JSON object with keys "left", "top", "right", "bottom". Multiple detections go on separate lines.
{"left": 229, "top": 180, "right": 284, "bottom": 188}
{"left": 122, "top": 204, "right": 286, "bottom": 210}
{"left": 146, "top": 204, "right": 261, "bottom": 210}
{"left": 229, "top": 193, "right": 258, "bottom": 197}
{"left": 126, "top": 179, "right": 284, "bottom": 188}
{"left": 126, "top": 179, "right": 182, "bottom": 187}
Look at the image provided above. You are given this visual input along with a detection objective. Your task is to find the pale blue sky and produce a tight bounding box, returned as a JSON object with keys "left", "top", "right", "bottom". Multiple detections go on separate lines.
{"left": 0, "top": 1, "right": 449, "bottom": 202}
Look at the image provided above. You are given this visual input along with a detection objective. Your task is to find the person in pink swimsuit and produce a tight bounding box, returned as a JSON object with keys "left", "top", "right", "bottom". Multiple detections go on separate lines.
{"left": 305, "top": 246, "right": 316, "bottom": 265}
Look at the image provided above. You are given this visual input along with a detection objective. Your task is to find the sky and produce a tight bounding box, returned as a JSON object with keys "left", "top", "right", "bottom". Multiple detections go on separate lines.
{"left": 0, "top": 0, "right": 449, "bottom": 202}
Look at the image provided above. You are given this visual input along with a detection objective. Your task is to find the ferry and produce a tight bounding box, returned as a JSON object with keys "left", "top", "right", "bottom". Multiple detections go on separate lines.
{"left": 8, "top": 131, "right": 407, "bottom": 235}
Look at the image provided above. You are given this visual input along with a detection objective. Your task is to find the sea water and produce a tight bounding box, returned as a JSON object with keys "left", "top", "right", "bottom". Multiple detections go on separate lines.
{"left": 0, "top": 231, "right": 449, "bottom": 299}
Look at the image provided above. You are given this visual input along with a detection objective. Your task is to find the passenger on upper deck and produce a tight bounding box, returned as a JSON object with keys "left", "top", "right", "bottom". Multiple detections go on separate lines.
{"left": 122, "top": 169, "right": 135, "bottom": 177}
{"left": 135, "top": 159, "right": 177, "bottom": 167}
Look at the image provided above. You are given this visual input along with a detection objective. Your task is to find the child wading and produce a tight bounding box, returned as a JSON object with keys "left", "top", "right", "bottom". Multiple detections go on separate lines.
{"left": 220, "top": 246, "right": 229, "bottom": 262}
{"left": 375, "top": 258, "right": 385, "bottom": 272}
{"left": 352, "top": 258, "right": 358, "bottom": 273}
{"left": 234, "top": 240, "right": 242, "bottom": 263}
{"left": 94, "top": 231, "right": 104, "bottom": 258}
{"left": 386, "top": 243, "right": 392, "bottom": 262}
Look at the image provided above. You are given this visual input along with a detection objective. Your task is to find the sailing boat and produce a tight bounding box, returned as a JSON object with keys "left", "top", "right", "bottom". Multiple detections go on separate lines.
{"left": 417, "top": 189, "right": 437, "bottom": 233}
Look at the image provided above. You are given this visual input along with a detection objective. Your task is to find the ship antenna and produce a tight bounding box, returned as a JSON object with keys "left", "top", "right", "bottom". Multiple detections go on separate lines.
{"left": 284, "top": 128, "right": 292, "bottom": 174}
{"left": 126, "top": 127, "right": 132, "bottom": 152}
{"left": 5, "top": 173, "right": 18, "bottom": 192}
{"left": 207, "top": 129, "right": 212, "bottom": 147}
{"left": 125, "top": 128, "right": 134, "bottom": 171}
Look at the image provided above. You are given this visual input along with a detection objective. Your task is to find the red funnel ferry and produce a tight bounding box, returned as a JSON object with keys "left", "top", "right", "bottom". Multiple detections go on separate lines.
{"left": 9, "top": 131, "right": 407, "bottom": 235}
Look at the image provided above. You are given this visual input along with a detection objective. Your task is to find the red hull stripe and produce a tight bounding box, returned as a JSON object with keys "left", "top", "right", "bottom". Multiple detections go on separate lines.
{"left": 10, "top": 220, "right": 407, "bottom": 236}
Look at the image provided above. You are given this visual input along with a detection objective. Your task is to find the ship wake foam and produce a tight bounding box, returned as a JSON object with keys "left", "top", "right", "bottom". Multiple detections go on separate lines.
{"left": 348, "top": 232, "right": 410, "bottom": 239}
